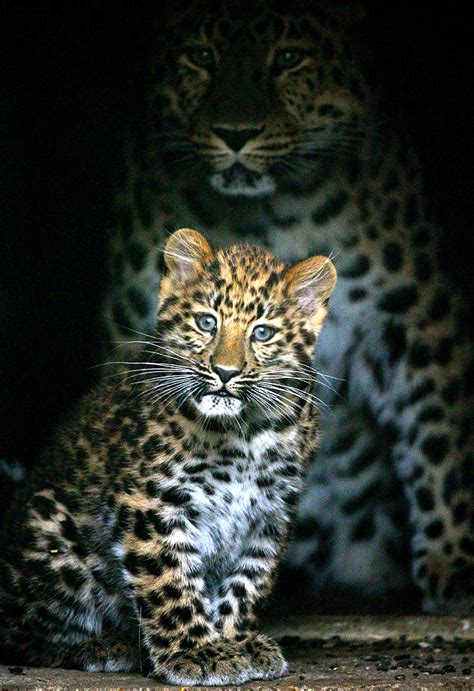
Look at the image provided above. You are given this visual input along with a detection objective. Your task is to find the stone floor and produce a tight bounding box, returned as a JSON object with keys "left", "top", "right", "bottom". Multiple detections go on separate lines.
{"left": 1, "top": 616, "right": 472, "bottom": 690}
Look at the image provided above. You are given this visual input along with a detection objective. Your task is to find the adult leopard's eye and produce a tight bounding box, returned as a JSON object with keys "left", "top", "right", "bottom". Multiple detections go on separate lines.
{"left": 274, "top": 49, "right": 304, "bottom": 70}
{"left": 188, "top": 48, "right": 214, "bottom": 68}
{"left": 196, "top": 313, "right": 217, "bottom": 332}
{"left": 252, "top": 325, "right": 276, "bottom": 342}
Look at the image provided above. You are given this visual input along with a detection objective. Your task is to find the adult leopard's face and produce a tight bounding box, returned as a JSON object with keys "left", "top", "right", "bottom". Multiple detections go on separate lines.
{"left": 153, "top": 2, "right": 368, "bottom": 196}
{"left": 151, "top": 229, "right": 336, "bottom": 422}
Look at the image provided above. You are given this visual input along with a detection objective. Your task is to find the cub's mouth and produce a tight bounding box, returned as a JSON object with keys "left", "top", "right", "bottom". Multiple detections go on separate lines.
{"left": 209, "top": 163, "right": 275, "bottom": 197}
{"left": 194, "top": 391, "right": 244, "bottom": 418}
{"left": 212, "top": 389, "right": 237, "bottom": 398}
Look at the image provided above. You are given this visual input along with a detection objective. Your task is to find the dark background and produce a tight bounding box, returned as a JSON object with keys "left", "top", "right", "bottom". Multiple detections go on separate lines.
{"left": 1, "top": 3, "right": 473, "bottom": 469}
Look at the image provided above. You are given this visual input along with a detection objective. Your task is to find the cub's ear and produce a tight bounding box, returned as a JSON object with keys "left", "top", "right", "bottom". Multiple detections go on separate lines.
{"left": 286, "top": 255, "right": 337, "bottom": 326}
{"left": 163, "top": 228, "right": 214, "bottom": 283}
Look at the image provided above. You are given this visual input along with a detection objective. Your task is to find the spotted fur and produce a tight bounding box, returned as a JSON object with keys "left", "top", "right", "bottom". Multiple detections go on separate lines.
{"left": 0, "top": 229, "right": 336, "bottom": 684}
{"left": 100, "top": 1, "right": 473, "bottom": 613}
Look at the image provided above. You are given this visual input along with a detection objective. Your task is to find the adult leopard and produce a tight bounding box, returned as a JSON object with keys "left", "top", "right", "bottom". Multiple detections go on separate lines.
{"left": 101, "top": 1, "right": 473, "bottom": 614}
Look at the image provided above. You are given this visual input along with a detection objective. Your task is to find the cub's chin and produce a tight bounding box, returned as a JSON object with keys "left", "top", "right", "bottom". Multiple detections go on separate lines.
{"left": 195, "top": 393, "right": 244, "bottom": 418}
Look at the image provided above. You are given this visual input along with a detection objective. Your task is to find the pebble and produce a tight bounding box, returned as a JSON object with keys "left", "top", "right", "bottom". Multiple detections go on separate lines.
{"left": 397, "top": 658, "right": 412, "bottom": 668}
{"left": 441, "top": 664, "right": 456, "bottom": 673}
{"left": 8, "top": 667, "right": 25, "bottom": 675}
{"left": 279, "top": 634, "right": 472, "bottom": 680}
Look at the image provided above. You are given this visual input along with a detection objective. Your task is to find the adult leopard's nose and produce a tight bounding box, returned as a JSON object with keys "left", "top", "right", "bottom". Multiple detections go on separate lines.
{"left": 212, "top": 125, "right": 264, "bottom": 151}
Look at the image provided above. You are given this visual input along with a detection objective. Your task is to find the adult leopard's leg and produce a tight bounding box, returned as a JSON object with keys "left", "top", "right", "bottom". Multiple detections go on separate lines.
{"left": 290, "top": 321, "right": 472, "bottom": 614}
{"left": 101, "top": 211, "right": 161, "bottom": 366}
{"left": 288, "top": 404, "right": 413, "bottom": 602}
{"left": 388, "top": 342, "right": 473, "bottom": 614}
{"left": 99, "top": 154, "right": 180, "bottom": 367}
{"left": 357, "top": 301, "right": 474, "bottom": 615}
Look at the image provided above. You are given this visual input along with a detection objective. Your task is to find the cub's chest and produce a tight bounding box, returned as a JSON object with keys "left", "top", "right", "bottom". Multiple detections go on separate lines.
{"left": 198, "top": 477, "right": 262, "bottom": 559}
{"left": 183, "top": 464, "right": 266, "bottom": 558}
{"left": 179, "top": 434, "right": 285, "bottom": 557}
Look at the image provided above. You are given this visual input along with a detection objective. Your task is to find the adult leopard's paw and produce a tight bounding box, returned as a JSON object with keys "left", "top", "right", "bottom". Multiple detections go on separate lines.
{"left": 420, "top": 563, "right": 474, "bottom": 615}
{"left": 423, "top": 591, "right": 474, "bottom": 616}
{"left": 154, "top": 640, "right": 260, "bottom": 685}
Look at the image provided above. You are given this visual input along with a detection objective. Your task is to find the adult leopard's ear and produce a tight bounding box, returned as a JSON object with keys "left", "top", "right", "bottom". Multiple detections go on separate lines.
{"left": 163, "top": 228, "right": 214, "bottom": 284}
{"left": 286, "top": 255, "right": 337, "bottom": 329}
{"left": 315, "top": 0, "right": 366, "bottom": 28}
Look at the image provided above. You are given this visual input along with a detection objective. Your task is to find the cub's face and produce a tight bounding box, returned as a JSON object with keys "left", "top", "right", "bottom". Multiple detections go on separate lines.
{"left": 147, "top": 229, "right": 336, "bottom": 422}
{"left": 153, "top": 2, "right": 368, "bottom": 196}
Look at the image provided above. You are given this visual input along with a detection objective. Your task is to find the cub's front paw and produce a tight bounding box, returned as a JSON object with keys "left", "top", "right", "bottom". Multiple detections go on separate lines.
{"left": 241, "top": 633, "right": 288, "bottom": 680}
{"left": 153, "top": 636, "right": 287, "bottom": 685}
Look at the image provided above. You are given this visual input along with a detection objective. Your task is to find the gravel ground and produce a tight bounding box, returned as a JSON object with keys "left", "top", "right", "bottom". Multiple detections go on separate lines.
{"left": 1, "top": 616, "right": 473, "bottom": 689}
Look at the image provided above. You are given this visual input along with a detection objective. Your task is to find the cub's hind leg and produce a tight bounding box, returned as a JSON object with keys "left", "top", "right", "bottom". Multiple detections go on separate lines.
{"left": 0, "top": 490, "right": 138, "bottom": 670}
{"left": 58, "top": 633, "right": 141, "bottom": 672}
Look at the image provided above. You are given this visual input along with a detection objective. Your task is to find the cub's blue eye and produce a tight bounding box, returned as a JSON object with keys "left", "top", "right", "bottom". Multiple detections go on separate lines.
{"left": 275, "top": 49, "right": 304, "bottom": 70}
{"left": 252, "top": 325, "right": 276, "bottom": 342}
{"left": 188, "top": 48, "right": 214, "bottom": 68}
{"left": 196, "top": 314, "right": 217, "bottom": 332}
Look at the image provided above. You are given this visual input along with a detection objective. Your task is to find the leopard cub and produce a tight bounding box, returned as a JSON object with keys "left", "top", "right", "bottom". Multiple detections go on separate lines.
{"left": 0, "top": 229, "right": 336, "bottom": 685}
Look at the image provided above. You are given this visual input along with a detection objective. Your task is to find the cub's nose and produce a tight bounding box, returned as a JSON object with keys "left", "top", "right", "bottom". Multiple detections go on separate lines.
{"left": 212, "top": 126, "right": 263, "bottom": 152}
{"left": 213, "top": 364, "right": 240, "bottom": 384}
